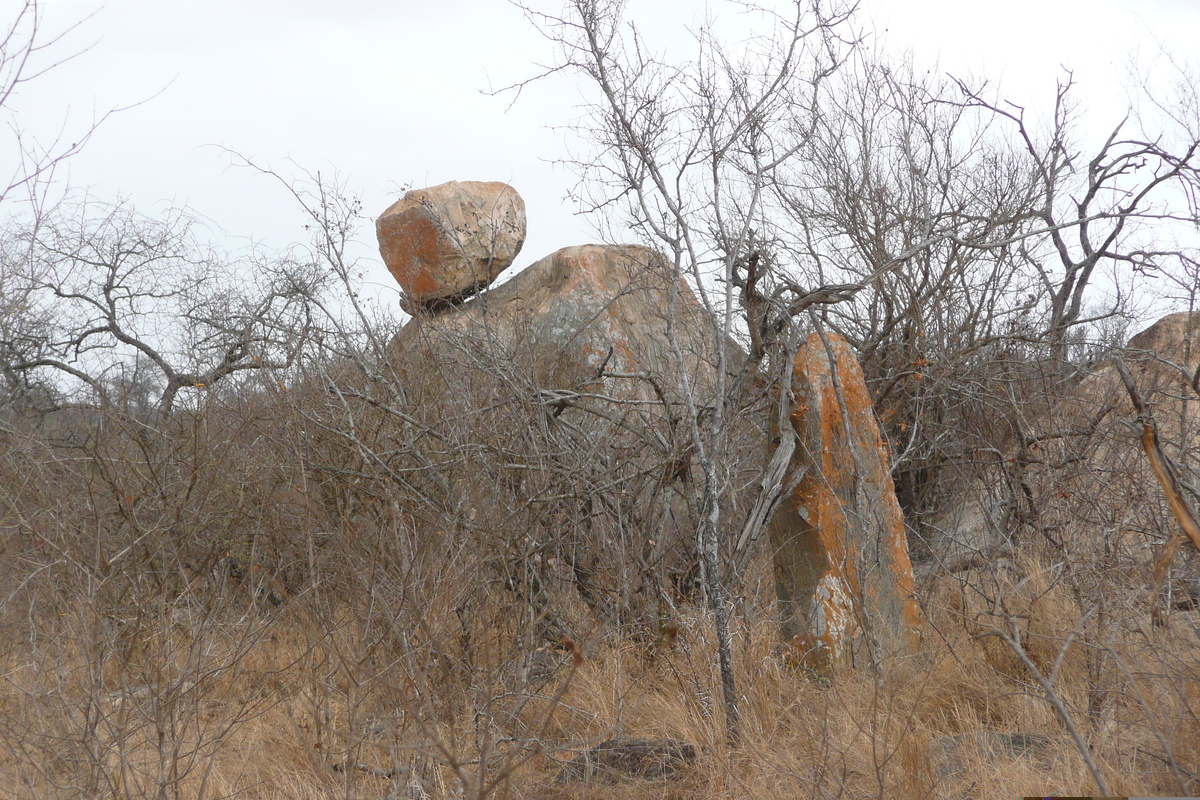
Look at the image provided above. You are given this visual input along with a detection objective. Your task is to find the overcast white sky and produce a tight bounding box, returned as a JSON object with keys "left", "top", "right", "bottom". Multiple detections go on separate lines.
{"left": 16, "top": 0, "right": 1200, "bottom": 305}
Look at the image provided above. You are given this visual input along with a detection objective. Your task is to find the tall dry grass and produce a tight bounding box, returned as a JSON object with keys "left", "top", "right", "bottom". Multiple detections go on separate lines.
{"left": 1, "top": 524, "right": 1195, "bottom": 799}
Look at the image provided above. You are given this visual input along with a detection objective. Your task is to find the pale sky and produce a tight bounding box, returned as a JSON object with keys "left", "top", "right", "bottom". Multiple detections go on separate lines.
{"left": 15, "top": 0, "right": 1200, "bottom": 306}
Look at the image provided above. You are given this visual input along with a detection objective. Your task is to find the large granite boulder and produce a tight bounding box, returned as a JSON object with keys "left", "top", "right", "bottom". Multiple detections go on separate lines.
{"left": 386, "top": 244, "right": 744, "bottom": 636}
{"left": 769, "top": 331, "right": 923, "bottom": 675}
{"left": 376, "top": 180, "right": 526, "bottom": 308}
{"left": 1126, "top": 311, "right": 1200, "bottom": 374}
{"left": 1048, "top": 311, "right": 1200, "bottom": 617}
{"left": 389, "top": 244, "right": 721, "bottom": 401}
{"left": 916, "top": 312, "right": 1200, "bottom": 606}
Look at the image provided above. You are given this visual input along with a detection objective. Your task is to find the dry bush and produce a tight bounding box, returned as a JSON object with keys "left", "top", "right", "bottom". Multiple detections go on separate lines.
{"left": 1, "top": 297, "right": 1198, "bottom": 799}
{"left": 6, "top": 0, "right": 1194, "bottom": 793}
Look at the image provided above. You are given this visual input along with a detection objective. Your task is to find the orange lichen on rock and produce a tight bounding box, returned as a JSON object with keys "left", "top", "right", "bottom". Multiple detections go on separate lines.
{"left": 769, "top": 331, "right": 922, "bottom": 675}
{"left": 388, "top": 244, "right": 724, "bottom": 403}
{"left": 385, "top": 244, "right": 729, "bottom": 636}
{"left": 376, "top": 180, "right": 526, "bottom": 306}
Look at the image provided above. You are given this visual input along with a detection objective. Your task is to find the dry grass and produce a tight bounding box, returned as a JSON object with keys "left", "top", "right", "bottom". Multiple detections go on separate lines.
{"left": 0, "top": 548, "right": 1195, "bottom": 800}
{"left": 1, "top": 331, "right": 1197, "bottom": 799}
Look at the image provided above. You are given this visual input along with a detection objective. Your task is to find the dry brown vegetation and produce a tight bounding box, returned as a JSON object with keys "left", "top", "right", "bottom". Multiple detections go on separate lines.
{"left": 5, "top": 1, "right": 1200, "bottom": 797}
{"left": 0, "top": 315, "right": 1197, "bottom": 800}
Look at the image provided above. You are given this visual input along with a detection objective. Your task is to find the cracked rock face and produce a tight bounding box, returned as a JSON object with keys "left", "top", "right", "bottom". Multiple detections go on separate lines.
{"left": 376, "top": 180, "right": 526, "bottom": 307}
{"left": 769, "top": 331, "right": 923, "bottom": 675}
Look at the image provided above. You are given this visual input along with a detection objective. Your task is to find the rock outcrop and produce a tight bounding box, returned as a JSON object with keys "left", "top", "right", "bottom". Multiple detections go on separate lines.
{"left": 1058, "top": 311, "right": 1200, "bottom": 615}
{"left": 917, "top": 311, "right": 1200, "bottom": 601}
{"left": 385, "top": 243, "right": 742, "bottom": 636}
{"left": 376, "top": 180, "right": 526, "bottom": 308}
{"left": 769, "top": 331, "right": 922, "bottom": 675}
{"left": 1126, "top": 311, "right": 1200, "bottom": 373}
{"left": 388, "top": 244, "right": 721, "bottom": 400}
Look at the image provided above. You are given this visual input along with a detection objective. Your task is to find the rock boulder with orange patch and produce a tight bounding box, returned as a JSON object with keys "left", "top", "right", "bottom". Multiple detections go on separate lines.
{"left": 769, "top": 331, "right": 923, "bottom": 675}
{"left": 376, "top": 180, "right": 526, "bottom": 307}
{"left": 386, "top": 244, "right": 740, "bottom": 635}
{"left": 389, "top": 244, "right": 722, "bottom": 401}
{"left": 1126, "top": 311, "right": 1200, "bottom": 373}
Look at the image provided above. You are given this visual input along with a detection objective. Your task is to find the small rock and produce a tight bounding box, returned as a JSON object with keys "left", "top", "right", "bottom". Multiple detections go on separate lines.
{"left": 930, "top": 731, "right": 1053, "bottom": 779}
{"left": 557, "top": 736, "right": 697, "bottom": 783}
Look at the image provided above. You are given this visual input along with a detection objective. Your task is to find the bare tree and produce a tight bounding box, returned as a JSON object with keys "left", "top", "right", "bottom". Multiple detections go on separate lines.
{"left": 952, "top": 72, "right": 1200, "bottom": 357}
{"left": 516, "top": 0, "right": 868, "bottom": 741}
{"left": 1, "top": 1, "right": 116, "bottom": 216}
{"left": 1, "top": 199, "right": 327, "bottom": 415}
{"left": 762, "top": 53, "right": 1045, "bottom": 525}
{"left": 0, "top": 0, "right": 121, "bottom": 413}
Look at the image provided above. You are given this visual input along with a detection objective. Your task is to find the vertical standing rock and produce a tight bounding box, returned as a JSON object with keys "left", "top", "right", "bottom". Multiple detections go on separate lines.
{"left": 769, "top": 331, "right": 922, "bottom": 675}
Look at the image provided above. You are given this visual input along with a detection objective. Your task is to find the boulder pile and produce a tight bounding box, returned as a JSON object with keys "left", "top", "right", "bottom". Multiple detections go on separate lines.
{"left": 376, "top": 183, "right": 730, "bottom": 636}
{"left": 374, "top": 181, "right": 924, "bottom": 664}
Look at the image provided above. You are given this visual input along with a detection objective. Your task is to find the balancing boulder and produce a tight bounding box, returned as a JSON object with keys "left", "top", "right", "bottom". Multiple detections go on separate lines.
{"left": 376, "top": 180, "right": 525, "bottom": 308}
